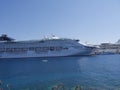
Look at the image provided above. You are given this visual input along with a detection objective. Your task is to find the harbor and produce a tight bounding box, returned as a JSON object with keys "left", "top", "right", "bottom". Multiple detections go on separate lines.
{"left": 1, "top": 34, "right": 120, "bottom": 58}
{"left": 0, "top": 35, "right": 120, "bottom": 90}
{"left": 1, "top": 0, "right": 120, "bottom": 89}
{"left": 1, "top": 35, "right": 120, "bottom": 90}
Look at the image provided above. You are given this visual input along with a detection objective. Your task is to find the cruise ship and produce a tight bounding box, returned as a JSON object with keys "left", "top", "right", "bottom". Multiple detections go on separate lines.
{"left": 0, "top": 34, "right": 93, "bottom": 58}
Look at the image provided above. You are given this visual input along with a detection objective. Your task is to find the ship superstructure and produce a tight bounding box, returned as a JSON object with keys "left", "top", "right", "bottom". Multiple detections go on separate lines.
{"left": 0, "top": 34, "right": 93, "bottom": 58}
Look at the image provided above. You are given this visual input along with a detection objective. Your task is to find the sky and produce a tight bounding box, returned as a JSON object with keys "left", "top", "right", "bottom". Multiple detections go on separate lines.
{"left": 0, "top": 0, "right": 120, "bottom": 44}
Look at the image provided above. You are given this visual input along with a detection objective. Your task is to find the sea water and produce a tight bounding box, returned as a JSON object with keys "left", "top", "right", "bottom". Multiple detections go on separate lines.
{"left": 0, "top": 55, "right": 120, "bottom": 90}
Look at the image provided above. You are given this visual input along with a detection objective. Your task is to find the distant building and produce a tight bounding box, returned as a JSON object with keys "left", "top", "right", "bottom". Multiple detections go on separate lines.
{"left": 100, "top": 43, "right": 120, "bottom": 49}
{"left": 93, "top": 42, "right": 120, "bottom": 54}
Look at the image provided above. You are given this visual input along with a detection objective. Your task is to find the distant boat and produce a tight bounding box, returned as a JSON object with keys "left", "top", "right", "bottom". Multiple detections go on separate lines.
{"left": 0, "top": 34, "right": 94, "bottom": 58}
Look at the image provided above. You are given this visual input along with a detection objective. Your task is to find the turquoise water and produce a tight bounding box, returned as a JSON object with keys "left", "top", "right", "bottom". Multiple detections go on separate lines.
{"left": 0, "top": 55, "right": 120, "bottom": 90}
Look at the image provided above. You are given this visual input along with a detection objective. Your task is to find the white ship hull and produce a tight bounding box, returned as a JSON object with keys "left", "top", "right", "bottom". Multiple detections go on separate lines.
{"left": 0, "top": 35, "right": 93, "bottom": 58}
{"left": 0, "top": 48, "right": 91, "bottom": 58}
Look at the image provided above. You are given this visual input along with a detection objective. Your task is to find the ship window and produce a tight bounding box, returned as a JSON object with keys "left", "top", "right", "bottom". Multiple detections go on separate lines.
{"left": 50, "top": 47, "right": 54, "bottom": 51}
{"left": 35, "top": 47, "right": 48, "bottom": 52}
{"left": 43, "top": 47, "right": 49, "bottom": 50}
{"left": 39, "top": 40, "right": 44, "bottom": 43}
{"left": 29, "top": 47, "right": 35, "bottom": 50}
{"left": 0, "top": 48, "right": 5, "bottom": 52}
{"left": 63, "top": 47, "right": 68, "bottom": 50}
{"left": 55, "top": 47, "right": 62, "bottom": 51}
